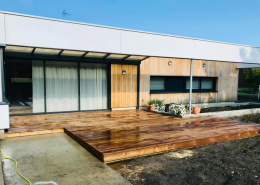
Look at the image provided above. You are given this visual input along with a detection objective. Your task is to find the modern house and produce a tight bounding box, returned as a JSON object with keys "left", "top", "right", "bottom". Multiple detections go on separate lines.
{"left": 1, "top": 11, "right": 260, "bottom": 131}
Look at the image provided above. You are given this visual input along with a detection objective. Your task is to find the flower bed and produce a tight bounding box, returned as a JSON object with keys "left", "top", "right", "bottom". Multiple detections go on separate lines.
{"left": 201, "top": 104, "right": 260, "bottom": 113}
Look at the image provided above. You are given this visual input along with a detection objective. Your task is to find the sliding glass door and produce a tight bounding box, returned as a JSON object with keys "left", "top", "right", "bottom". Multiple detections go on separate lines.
{"left": 5, "top": 58, "right": 108, "bottom": 114}
{"left": 32, "top": 60, "right": 45, "bottom": 113}
{"left": 80, "top": 63, "right": 107, "bottom": 110}
{"left": 45, "top": 61, "right": 78, "bottom": 112}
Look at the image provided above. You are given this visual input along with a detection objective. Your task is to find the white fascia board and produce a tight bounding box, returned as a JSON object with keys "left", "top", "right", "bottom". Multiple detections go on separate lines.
{"left": 194, "top": 40, "right": 260, "bottom": 64}
{"left": 120, "top": 30, "right": 195, "bottom": 59}
{"left": 4, "top": 14, "right": 121, "bottom": 53}
{"left": 237, "top": 63, "right": 260, "bottom": 68}
{"left": 1, "top": 11, "right": 260, "bottom": 64}
{"left": 0, "top": 14, "right": 6, "bottom": 45}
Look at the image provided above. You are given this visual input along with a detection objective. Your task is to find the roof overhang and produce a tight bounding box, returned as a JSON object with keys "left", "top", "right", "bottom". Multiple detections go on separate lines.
{"left": 1, "top": 11, "right": 260, "bottom": 64}
{"left": 237, "top": 63, "right": 260, "bottom": 68}
{"left": 3, "top": 45, "right": 149, "bottom": 63}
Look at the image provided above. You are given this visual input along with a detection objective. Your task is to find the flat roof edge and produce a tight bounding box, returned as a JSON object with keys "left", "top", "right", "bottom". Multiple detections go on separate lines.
{"left": 0, "top": 11, "right": 259, "bottom": 49}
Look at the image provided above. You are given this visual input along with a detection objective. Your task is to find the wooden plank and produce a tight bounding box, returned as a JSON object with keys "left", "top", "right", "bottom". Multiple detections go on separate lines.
{"left": 111, "top": 64, "right": 138, "bottom": 108}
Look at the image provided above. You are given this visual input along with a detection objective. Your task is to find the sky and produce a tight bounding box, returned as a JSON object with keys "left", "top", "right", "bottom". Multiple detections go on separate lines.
{"left": 0, "top": 0, "right": 260, "bottom": 46}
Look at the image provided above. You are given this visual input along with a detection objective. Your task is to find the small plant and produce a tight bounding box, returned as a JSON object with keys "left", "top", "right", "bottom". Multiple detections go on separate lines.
{"left": 147, "top": 99, "right": 156, "bottom": 106}
{"left": 185, "top": 104, "right": 193, "bottom": 113}
{"left": 169, "top": 103, "right": 187, "bottom": 116}
{"left": 155, "top": 99, "right": 165, "bottom": 112}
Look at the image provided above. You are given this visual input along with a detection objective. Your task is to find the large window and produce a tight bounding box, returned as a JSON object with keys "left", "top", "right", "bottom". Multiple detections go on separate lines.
{"left": 4, "top": 58, "right": 108, "bottom": 115}
{"left": 150, "top": 76, "right": 217, "bottom": 94}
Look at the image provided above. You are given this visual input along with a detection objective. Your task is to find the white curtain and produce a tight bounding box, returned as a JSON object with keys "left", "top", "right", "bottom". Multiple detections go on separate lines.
{"left": 80, "top": 63, "right": 107, "bottom": 110}
{"left": 46, "top": 61, "right": 78, "bottom": 112}
{"left": 32, "top": 60, "right": 44, "bottom": 113}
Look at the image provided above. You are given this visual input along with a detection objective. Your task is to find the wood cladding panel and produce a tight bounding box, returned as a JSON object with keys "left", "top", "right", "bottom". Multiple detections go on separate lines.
{"left": 140, "top": 57, "right": 238, "bottom": 106}
{"left": 111, "top": 64, "right": 137, "bottom": 108}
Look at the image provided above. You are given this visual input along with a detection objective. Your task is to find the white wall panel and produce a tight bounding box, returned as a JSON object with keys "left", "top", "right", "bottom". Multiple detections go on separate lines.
{"left": 194, "top": 40, "right": 260, "bottom": 64}
{"left": 237, "top": 63, "right": 260, "bottom": 68}
{"left": 0, "top": 14, "right": 5, "bottom": 45}
{"left": 1, "top": 11, "right": 260, "bottom": 64}
{"left": 4, "top": 14, "right": 121, "bottom": 53}
{"left": 120, "top": 30, "right": 195, "bottom": 59}
{"left": 0, "top": 105, "right": 9, "bottom": 129}
{"left": 0, "top": 48, "right": 3, "bottom": 102}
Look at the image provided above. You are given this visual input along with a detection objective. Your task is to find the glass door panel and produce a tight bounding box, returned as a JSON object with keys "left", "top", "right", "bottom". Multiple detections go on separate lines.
{"left": 46, "top": 61, "right": 78, "bottom": 112}
{"left": 80, "top": 63, "right": 107, "bottom": 110}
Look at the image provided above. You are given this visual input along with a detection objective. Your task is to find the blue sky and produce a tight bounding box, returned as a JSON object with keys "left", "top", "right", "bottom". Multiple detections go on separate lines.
{"left": 0, "top": 0, "right": 260, "bottom": 46}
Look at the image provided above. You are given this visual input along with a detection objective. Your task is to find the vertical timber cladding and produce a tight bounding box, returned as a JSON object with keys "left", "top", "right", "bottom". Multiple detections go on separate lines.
{"left": 111, "top": 64, "right": 138, "bottom": 108}
{"left": 140, "top": 57, "right": 238, "bottom": 107}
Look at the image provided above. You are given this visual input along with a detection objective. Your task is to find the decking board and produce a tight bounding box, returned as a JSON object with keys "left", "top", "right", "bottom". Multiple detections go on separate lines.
{"left": 7, "top": 110, "right": 260, "bottom": 162}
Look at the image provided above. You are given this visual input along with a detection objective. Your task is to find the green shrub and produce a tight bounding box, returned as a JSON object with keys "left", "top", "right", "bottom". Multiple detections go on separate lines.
{"left": 169, "top": 103, "right": 187, "bottom": 116}
{"left": 155, "top": 99, "right": 165, "bottom": 111}
{"left": 147, "top": 99, "right": 156, "bottom": 106}
{"left": 148, "top": 99, "right": 165, "bottom": 111}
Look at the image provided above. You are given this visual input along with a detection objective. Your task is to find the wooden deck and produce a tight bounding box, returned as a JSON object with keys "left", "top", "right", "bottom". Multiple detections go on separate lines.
{"left": 8, "top": 110, "right": 260, "bottom": 163}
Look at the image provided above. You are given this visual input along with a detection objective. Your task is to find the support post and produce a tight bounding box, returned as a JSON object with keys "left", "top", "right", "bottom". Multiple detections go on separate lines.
{"left": 189, "top": 59, "right": 193, "bottom": 114}
{"left": 137, "top": 64, "right": 140, "bottom": 109}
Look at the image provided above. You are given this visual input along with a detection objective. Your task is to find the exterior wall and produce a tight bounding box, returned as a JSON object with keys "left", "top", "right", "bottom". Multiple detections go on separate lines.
{"left": 1, "top": 11, "right": 260, "bottom": 64}
{"left": 111, "top": 64, "right": 137, "bottom": 108}
{"left": 140, "top": 57, "right": 238, "bottom": 106}
{"left": 0, "top": 47, "right": 3, "bottom": 102}
{"left": 0, "top": 14, "right": 5, "bottom": 45}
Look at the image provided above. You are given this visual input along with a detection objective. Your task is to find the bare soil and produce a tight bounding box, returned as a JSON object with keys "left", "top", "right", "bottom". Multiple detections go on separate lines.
{"left": 109, "top": 116, "right": 260, "bottom": 185}
{"left": 201, "top": 104, "right": 260, "bottom": 113}
{"left": 229, "top": 113, "right": 260, "bottom": 124}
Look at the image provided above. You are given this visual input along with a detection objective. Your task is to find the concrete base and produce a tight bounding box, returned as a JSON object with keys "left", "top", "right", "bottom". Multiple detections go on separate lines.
{"left": 183, "top": 108, "right": 260, "bottom": 118}
{"left": 0, "top": 130, "right": 4, "bottom": 140}
{"left": 191, "top": 102, "right": 248, "bottom": 109}
{"left": 0, "top": 133, "right": 131, "bottom": 185}
{"left": 140, "top": 102, "right": 248, "bottom": 111}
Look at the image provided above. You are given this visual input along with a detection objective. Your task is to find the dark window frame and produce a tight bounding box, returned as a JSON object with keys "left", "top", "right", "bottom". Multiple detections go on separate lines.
{"left": 150, "top": 76, "right": 217, "bottom": 94}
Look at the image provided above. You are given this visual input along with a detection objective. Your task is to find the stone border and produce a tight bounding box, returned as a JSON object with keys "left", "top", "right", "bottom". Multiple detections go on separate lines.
{"left": 192, "top": 102, "right": 249, "bottom": 108}
{"left": 151, "top": 102, "right": 260, "bottom": 119}
{"left": 183, "top": 107, "right": 260, "bottom": 118}
{"left": 140, "top": 102, "right": 260, "bottom": 111}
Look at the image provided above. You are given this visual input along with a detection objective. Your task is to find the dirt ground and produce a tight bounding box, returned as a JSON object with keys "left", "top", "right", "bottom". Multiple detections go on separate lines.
{"left": 200, "top": 104, "right": 260, "bottom": 113}
{"left": 230, "top": 113, "right": 260, "bottom": 124}
{"left": 109, "top": 116, "right": 260, "bottom": 185}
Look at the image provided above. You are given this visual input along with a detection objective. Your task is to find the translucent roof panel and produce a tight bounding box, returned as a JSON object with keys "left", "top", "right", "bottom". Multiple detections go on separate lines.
{"left": 106, "top": 54, "right": 128, "bottom": 59}
{"left": 34, "top": 48, "right": 61, "bottom": 55}
{"left": 61, "top": 50, "right": 86, "bottom": 57}
{"left": 85, "top": 52, "right": 108, "bottom": 58}
{"left": 125, "top": 55, "right": 148, "bottom": 61}
{"left": 5, "top": 46, "right": 34, "bottom": 53}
